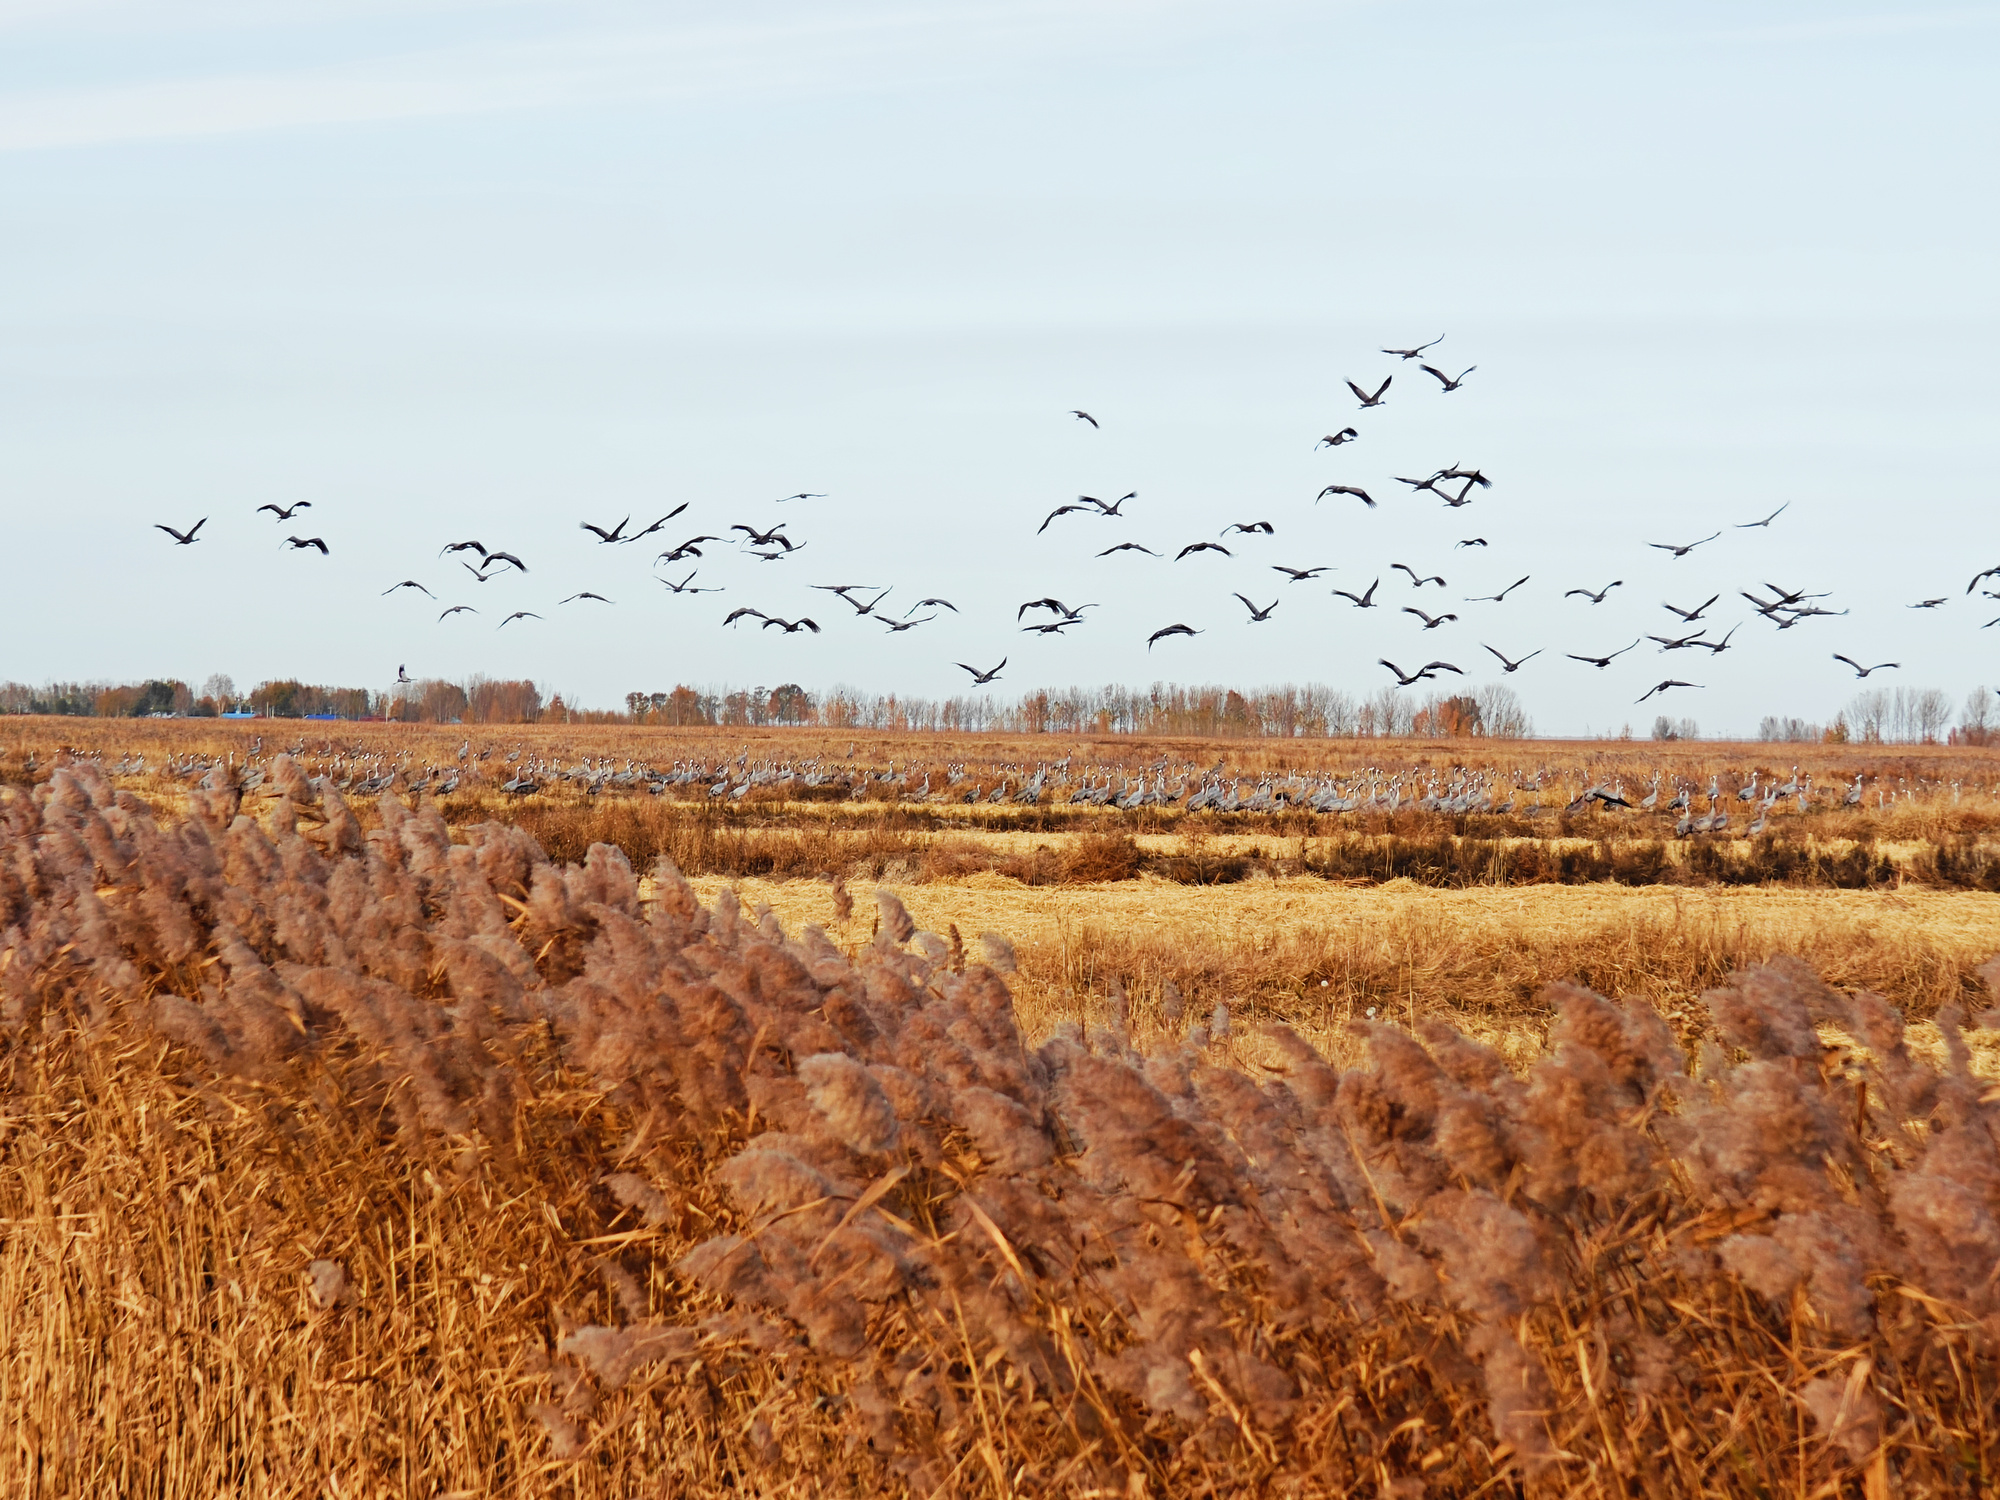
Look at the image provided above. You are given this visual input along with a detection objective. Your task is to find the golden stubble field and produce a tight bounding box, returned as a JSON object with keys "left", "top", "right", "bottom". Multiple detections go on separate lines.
{"left": 686, "top": 872, "right": 2000, "bottom": 1069}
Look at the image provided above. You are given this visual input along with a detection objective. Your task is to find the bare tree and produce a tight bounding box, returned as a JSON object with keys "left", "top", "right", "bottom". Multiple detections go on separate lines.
{"left": 1913, "top": 687, "right": 1953, "bottom": 743}
{"left": 1961, "top": 687, "right": 1994, "bottom": 744}
{"left": 1476, "top": 682, "right": 1532, "bottom": 738}
{"left": 1847, "top": 688, "right": 1889, "bottom": 743}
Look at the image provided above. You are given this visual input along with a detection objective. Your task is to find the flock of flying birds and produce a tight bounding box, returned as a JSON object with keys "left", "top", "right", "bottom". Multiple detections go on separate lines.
{"left": 148, "top": 331, "right": 1987, "bottom": 706}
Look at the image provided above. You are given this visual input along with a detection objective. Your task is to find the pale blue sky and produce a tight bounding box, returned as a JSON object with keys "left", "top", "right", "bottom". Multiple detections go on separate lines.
{"left": 3, "top": 2, "right": 1995, "bottom": 732}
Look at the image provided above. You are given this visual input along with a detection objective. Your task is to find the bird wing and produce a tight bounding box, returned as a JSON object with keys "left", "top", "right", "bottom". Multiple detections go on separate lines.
{"left": 624, "top": 508, "right": 683, "bottom": 540}
{"left": 1423, "top": 661, "right": 1462, "bottom": 674}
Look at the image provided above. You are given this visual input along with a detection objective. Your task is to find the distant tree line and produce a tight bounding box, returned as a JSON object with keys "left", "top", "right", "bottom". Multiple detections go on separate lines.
{"left": 7, "top": 671, "right": 1995, "bottom": 742}
{"left": 0, "top": 673, "right": 554, "bottom": 723}
{"left": 1756, "top": 687, "right": 1988, "bottom": 746}
{"left": 620, "top": 681, "right": 1536, "bottom": 738}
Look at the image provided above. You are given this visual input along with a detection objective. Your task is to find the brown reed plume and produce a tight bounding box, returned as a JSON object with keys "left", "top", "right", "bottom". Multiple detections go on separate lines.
{"left": 2, "top": 758, "right": 1998, "bottom": 1495}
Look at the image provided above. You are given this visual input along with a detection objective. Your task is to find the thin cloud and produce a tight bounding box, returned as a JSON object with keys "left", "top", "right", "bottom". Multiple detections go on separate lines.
{"left": 0, "top": 1, "right": 1232, "bottom": 152}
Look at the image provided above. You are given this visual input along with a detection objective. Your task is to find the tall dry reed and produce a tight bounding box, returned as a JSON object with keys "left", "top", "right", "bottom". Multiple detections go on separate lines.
{"left": 3, "top": 760, "right": 1999, "bottom": 1495}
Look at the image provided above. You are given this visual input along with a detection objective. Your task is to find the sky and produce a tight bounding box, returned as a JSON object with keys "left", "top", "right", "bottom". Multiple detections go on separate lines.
{"left": 2, "top": 0, "right": 1996, "bottom": 734}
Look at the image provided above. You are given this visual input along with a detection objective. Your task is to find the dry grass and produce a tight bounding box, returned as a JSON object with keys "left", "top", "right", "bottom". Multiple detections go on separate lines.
{"left": 694, "top": 874, "right": 2000, "bottom": 1064}
{"left": 0, "top": 1030, "right": 653, "bottom": 1498}
{"left": 10, "top": 749, "right": 2000, "bottom": 1495}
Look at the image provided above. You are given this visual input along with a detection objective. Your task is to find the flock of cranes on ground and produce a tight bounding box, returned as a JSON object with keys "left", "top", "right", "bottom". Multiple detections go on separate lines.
{"left": 54, "top": 729, "right": 1970, "bottom": 838}
{"left": 146, "top": 330, "right": 1992, "bottom": 711}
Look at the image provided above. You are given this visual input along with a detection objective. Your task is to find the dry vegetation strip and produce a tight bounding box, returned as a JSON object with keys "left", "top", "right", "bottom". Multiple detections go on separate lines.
{"left": 6, "top": 762, "right": 2000, "bottom": 1495}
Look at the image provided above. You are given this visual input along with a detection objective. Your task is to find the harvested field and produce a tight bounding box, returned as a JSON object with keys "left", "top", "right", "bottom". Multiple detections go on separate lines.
{"left": 689, "top": 874, "right": 2000, "bottom": 1065}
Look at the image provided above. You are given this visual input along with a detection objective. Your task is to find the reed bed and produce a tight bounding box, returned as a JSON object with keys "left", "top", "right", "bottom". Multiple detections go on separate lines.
{"left": 5, "top": 763, "right": 2000, "bottom": 1495}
